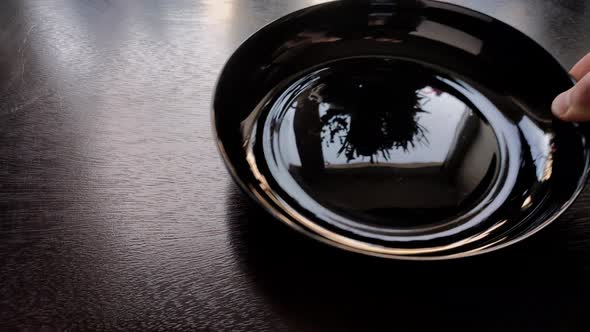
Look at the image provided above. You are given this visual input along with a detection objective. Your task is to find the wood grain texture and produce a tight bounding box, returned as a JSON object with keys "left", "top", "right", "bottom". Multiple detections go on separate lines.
{"left": 0, "top": 0, "right": 589, "bottom": 330}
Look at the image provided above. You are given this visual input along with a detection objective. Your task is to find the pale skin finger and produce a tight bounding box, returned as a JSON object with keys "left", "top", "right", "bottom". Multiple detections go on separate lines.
{"left": 571, "top": 52, "right": 590, "bottom": 81}
{"left": 551, "top": 53, "right": 590, "bottom": 121}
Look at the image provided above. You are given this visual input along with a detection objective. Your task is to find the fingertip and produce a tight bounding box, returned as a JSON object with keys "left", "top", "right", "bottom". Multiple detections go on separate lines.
{"left": 551, "top": 90, "right": 570, "bottom": 119}
{"left": 570, "top": 52, "right": 590, "bottom": 81}
{"left": 563, "top": 74, "right": 590, "bottom": 120}
{"left": 553, "top": 73, "right": 590, "bottom": 122}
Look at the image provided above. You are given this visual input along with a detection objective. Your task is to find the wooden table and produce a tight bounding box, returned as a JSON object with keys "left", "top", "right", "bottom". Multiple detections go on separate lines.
{"left": 1, "top": 0, "right": 589, "bottom": 330}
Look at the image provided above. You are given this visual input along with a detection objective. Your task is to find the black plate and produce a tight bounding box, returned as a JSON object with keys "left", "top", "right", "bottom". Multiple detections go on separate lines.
{"left": 213, "top": 0, "right": 590, "bottom": 259}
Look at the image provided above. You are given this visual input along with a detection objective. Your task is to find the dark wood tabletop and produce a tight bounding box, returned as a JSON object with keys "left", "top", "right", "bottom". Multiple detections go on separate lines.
{"left": 1, "top": 0, "right": 590, "bottom": 331}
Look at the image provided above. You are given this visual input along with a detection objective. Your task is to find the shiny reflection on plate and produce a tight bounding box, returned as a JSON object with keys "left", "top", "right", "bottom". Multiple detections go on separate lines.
{"left": 213, "top": 0, "right": 590, "bottom": 259}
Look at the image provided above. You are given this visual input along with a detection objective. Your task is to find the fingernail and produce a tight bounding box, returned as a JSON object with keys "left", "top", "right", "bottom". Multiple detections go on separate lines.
{"left": 552, "top": 90, "right": 571, "bottom": 117}
{"left": 557, "top": 105, "right": 590, "bottom": 122}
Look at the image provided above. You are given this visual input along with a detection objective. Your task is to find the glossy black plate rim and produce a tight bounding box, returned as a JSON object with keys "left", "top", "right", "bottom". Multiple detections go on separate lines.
{"left": 212, "top": 0, "right": 590, "bottom": 260}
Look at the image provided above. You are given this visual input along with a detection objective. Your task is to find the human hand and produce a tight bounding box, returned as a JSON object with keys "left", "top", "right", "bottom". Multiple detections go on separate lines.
{"left": 552, "top": 53, "right": 590, "bottom": 121}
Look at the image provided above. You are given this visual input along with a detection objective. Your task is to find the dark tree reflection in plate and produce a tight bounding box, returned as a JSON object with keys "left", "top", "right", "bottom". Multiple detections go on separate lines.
{"left": 214, "top": 0, "right": 590, "bottom": 258}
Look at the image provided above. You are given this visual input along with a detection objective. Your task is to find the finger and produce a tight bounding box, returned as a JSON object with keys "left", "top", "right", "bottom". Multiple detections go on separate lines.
{"left": 571, "top": 52, "right": 590, "bottom": 81}
{"left": 552, "top": 72, "right": 590, "bottom": 121}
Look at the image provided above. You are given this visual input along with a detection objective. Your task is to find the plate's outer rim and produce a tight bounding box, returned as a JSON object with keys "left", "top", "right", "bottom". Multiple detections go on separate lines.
{"left": 211, "top": 0, "right": 589, "bottom": 260}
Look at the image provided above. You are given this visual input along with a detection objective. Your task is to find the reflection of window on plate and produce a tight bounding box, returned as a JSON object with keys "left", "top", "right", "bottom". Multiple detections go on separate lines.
{"left": 319, "top": 87, "right": 467, "bottom": 166}
{"left": 286, "top": 87, "right": 499, "bottom": 216}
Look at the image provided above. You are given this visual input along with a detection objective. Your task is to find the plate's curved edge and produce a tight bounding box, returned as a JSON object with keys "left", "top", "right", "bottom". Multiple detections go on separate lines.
{"left": 211, "top": 0, "right": 589, "bottom": 260}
